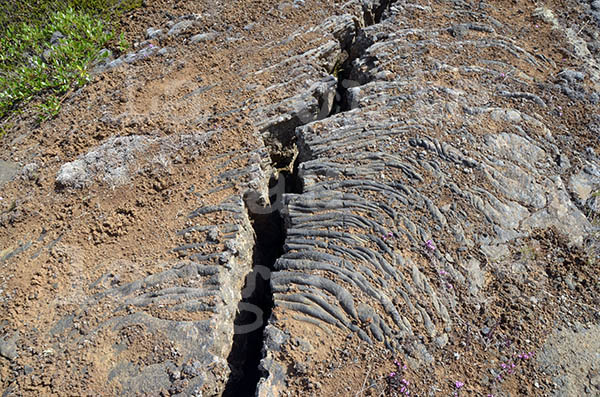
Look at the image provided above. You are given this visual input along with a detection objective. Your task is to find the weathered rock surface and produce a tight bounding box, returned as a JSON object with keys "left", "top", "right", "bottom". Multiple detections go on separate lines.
{"left": 56, "top": 135, "right": 149, "bottom": 188}
{"left": 1, "top": 0, "right": 599, "bottom": 396}
{"left": 0, "top": 333, "right": 18, "bottom": 361}
{"left": 256, "top": 0, "right": 600, "bottom": 395}
{"left": 55, "top": 132, "right": 218, "bottom": 189}
{"left": 0, "top": 160, "right": 19, "bottom": 188}
{"left": 48, "top": 141, "right": 274, "bottom": 394}
{"left": 537, "top": 323, "right": 600, "bottom": 396}
{"left": 86, "top": 198, "right": 255, "bottom": 395}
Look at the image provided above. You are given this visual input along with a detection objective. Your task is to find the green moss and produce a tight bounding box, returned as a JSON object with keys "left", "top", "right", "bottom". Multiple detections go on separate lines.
{"left": 0, "top": 0, "right": 142, "bottom": 126}
{"left": 0, "top": 0, "right": 142, "bottom": 28}
{"left": 330, "top": 59, "right": 344, "bottom": 79}
{"left": 0, "top": 124, "right": 9, "bottom": 139}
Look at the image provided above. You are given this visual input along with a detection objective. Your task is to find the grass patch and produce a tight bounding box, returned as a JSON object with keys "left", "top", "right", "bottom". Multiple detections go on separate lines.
{"left": 0, "top": 0, "right": 142, "bottom": 124}
{"left": 0, "top": 1, "right": 142, "bottom": 26}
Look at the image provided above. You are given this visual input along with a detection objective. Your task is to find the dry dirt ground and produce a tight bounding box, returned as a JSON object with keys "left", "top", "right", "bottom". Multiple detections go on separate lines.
{"left": 0, "top": 0, "right": 599, "bottom": 396}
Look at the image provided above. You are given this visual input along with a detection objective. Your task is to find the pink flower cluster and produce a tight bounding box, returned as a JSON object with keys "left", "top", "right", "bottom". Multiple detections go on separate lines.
{"left": 437, "top": 268, "right": 453, "bottom": 290}
{"left": 517, "top": 352, "right": 534, "bottom": 360}
{"left": 388, "top": 359, "right": 410, "bottom": 395}
{"left": 453, "top": 380, "right": 465, "bottom": 396}
{"left": 495, "top": 351, "right": 535, "bottom": 381}
{"left": 425, "top": 239, "right": 435, "bottom": 251}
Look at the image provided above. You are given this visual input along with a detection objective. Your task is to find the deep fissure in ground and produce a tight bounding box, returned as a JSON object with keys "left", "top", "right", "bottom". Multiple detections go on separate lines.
{"left": 224, "top": 4, "right": 400, "bottom": 393}
{"left": 223, "top": 169, "right": 299, "bottom": 396}
{"left": 331, "top": 1, "right": 397, "bottom": 114}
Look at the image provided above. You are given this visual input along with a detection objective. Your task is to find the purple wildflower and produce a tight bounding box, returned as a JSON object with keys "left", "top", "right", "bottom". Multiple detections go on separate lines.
{"left": 425, "top": 239, "right": 435, "bottom": 251}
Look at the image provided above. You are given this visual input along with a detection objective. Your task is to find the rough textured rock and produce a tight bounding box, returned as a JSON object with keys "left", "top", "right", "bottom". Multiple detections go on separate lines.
{"left": 0, "top": 160, "right": 19, "bottom": 188}
{"left": 92, "top": 44, "right": 161, "bottom": 74}
{"left": 537, "top": 324, "right": 600, "bottom": 396}
{"left": 55, "top": 132, "right": 219, "bottom": 189}
{"left": 190, "top": 32, "right": 219, "bottom": 43}
{"left": 85, "top": 198, "right": 256, "bottom": 395}
{"left": 168, "top": 20, "right": 197, "bottom": 37}
{"left": 257, "top": 0, "right": 600, "bottom": 395}
{"left": 0, "top": 333, "right": 18, "bottom": 361}
{"left": 1, "top": 0, "right": 599, "bottom": 396}
{"left": 56, "top": 135, "right": 150, "bottom": 188}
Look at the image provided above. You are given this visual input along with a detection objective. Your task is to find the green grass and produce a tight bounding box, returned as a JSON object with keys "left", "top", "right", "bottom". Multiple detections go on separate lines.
{"left": 0, "top": 0, "right": 141, "bottom": 124}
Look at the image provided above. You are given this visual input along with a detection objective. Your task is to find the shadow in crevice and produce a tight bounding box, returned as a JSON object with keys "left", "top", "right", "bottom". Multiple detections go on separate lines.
{"left": 223, "top": 169, "right": 300, "bottom": 396}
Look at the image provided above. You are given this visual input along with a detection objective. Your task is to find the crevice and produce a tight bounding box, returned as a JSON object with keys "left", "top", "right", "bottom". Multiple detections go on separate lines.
{"left": 223, "top": 184, "right": 280, "bottom": 397}
{"left": 330, "top": 42, "right": 367, "bottom": 114}
{"left": 263, "top": 121, "right": 300, "bottom": 171}
{"left": 331, "top": 1, "right": 398, "bottom": 114}
{"left": 223, "top": 165, "right": 300, "bottom": 396}
{"left": 330, "top": 32, "right": 375, "bottom": 114}
{"left": 363, "top": 0, "right": 396, "bottom": 25}
{"left": 224, "top": 2, "right": 399, "bottom": 394}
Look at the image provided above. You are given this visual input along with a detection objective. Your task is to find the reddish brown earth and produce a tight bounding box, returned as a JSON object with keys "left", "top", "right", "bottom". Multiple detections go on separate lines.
{"left": 1, "top": 0, "right": 599, "bottom": 396}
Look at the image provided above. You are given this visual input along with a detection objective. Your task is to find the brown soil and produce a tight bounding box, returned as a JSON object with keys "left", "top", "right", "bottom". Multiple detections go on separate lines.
{"left": 0, "top": 0, "right": 599, "bottom": 396}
